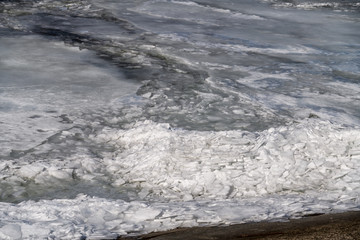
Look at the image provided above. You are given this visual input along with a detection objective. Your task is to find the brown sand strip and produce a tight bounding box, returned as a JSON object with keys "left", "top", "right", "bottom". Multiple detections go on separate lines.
{"left": 118, "top": 211, "right": 360, "bottom": 240}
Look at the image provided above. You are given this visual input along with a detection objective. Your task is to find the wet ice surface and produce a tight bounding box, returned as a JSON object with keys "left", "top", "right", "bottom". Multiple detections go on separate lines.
{"left": 0, "top": 0, "right": 360, "bottom": 239}
{"left": 0, "top": 34, "right": 139, "bottom": 157}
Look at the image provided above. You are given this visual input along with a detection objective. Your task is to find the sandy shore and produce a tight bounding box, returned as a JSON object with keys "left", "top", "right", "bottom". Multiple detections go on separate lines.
{"left": 118, "top": 211, "right": 360, "bottom": 240}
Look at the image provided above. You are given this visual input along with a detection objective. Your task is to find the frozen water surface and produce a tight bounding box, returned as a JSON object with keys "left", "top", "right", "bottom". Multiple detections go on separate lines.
{"left": 0, "top": 0, "right": 359, "bottom": 239}
{"left": 0, "top": 34, "right": 139, "bottom": 157}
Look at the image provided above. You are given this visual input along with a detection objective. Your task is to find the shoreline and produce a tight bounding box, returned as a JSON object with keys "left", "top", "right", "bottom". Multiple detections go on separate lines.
{"left": 118, "top": 211, "right": 360, "bottom": 240}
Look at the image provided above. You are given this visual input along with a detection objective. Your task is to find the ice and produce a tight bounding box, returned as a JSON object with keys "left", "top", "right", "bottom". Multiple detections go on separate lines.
{"left": 2, "top": 119, "right": 359, "bottom": 238}
{"left": 95, "top": 119, "right": 360, "bottom": 200}
{"left": 129, "top": 0, "right": 264, "bottom": 23}
{"left": 0, "top": 34, "right": 139, "bottom": 156}
{"left": 0, "top": 190, "right": 357, "bottom": 239}
{"left": 0, "top": 224, "right": 22, "bottom": 240}
{"left": 1, "top": 0, "right": 360, "bottom": 239}
{"left": 265, "top": 1, "right": 360, "bottom": 12}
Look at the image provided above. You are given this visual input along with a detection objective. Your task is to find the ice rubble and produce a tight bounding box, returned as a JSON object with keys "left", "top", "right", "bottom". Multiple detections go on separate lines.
{"left": 0, "top": 193, "right": 357, "bottom": 239}
{"left": 0, "top": 0, "right": 359, "bottom": 239}
{"left": 0, "top": 119, "right": 359, "bottom": 239}
{"left": 96, "top": 120, "right": 360, "bottom": 201}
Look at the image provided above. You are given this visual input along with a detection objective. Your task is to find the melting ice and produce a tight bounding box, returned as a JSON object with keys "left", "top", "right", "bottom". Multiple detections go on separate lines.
{"left": 0, "top": 0, "right": 360, "bottom": 239}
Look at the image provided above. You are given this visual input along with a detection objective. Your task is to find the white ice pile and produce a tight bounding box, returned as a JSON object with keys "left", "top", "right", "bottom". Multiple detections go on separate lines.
{"left": 96, "top": 119, "right": 360, "bottom": 200}
{"left": 0, "top": 193, "right": 356, "bottom": 239}
{"left": 0, "top": 119, "right": 360, "bottom": 239}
